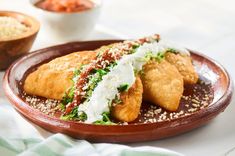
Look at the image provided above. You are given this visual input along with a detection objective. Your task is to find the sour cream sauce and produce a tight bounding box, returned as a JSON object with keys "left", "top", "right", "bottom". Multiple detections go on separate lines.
{"left": 78, "top": 41, "right": 189, "bottom": 123}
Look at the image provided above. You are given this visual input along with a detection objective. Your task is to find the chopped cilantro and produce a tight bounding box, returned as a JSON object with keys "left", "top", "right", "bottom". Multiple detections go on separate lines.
{"left": 132, "top": 44, "right": 140, "bottom": 49}
{"left": 94, "top": 68, "right": 107, "bottom": 76}
{"left": 134, "top": 68, "right": 144, "bottom": 76}
{"left": 93, "top": 112, "right": 115, "bottom": 125}
{"left": 113, "top": 94, "right": 122, "bottom": 104}
{"left": 73, "top": 68, "right": 81, "bottom": 76}
{"left": 155, "top": 52, "right": 165, "bottom": 61}
{"left": 83, "top": 69, "right": 107, "bottom": 100}
{"left": 106, "top": 61, "right": 117, "bottom": 71}
{"left": 77, "top": 111, "right": 88, "bottom": 121}
{"left": 73, "top": 65, "right": 85, "bottom": 79}
{"left": 144, "top": 51, "right": 165, "bottom": 62}
{"left": 144, "top": 51, "right": 153, "bottom": 62}
{"left": 60, "top": 108, "right": 87, "bottom": 121}
{"left": 130, "top": 44, "right": 140, "bottom": 54}
{"left": 139, "top": 69, "right": 144, "bottom": 76}
{"left": 60, "top": 107, "right": 78, "bottom": 121}
{"left": 118, "top": 84, "right": 129, "bottom": 92}
{"left": 59, "top": 103, "right": 66, "bottom": 111}
{"left": 134, "top": 69, "right": 138, "bottom": 76}
{"left": 167, "top": 48, "right": 179, "bottom": 54}
{"left": 61, "top": 87, "right": 74, "bottom": 105}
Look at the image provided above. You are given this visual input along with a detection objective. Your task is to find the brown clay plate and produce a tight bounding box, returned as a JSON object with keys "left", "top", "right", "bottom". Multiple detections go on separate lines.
{"left": 3, "top": 40, "right": 234, "bottom": 143}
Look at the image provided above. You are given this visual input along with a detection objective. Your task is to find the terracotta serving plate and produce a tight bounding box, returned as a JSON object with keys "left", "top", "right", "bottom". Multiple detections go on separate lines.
{"left": 3, "top": 40, "right": 233, "bottom": 143}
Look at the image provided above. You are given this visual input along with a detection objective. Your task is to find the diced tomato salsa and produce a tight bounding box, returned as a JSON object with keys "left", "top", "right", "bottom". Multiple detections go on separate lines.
{"left": 35, "top": 0, "right": 94, "bottom": 13}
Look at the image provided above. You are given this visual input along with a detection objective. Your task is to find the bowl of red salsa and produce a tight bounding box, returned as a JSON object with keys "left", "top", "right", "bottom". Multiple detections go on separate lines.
{"left": 31, "top": 0, "right": 101, "bottom": 41}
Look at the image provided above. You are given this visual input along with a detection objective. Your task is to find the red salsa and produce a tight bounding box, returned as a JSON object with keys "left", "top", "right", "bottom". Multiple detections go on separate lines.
{"left": 35, "top": 0, "right": 94, "bottom": 13}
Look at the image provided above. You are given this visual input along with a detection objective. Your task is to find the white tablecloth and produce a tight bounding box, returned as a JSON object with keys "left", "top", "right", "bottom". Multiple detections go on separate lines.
{"left": 1, "top": 0, "right": 235, "bottom": 155}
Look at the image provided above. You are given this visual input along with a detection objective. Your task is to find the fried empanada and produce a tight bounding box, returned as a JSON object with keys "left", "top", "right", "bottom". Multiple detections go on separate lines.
{"left": 24, "top": 51, "right": 96, "bottom": 100}
{"left": 111, "top": 76, "right": 143, "bottom": 122}
{"left": 141, "top": 60, "right": 184, "bottom": 111}
{"left": 165, "top": 52, "right": 198, "bottom": 85}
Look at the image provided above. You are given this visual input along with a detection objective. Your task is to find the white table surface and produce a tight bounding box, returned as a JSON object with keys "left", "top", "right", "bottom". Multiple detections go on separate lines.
{"left": 0, "top": 0, "right": 235, "bottom": 155}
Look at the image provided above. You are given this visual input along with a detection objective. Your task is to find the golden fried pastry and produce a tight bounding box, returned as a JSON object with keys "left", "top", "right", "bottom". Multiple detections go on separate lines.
{"left": 165, "top": 52, "right": 198, "bottom": 85}
{"left": 141, "top": 60, "right": 184, "bottom": 111}
{"left": 24, "top": 51, "right": 96, "bottom": 100}
{"left": 111, "top": 76, "right": 143, "bottom": 122}
{"left": 23, "top": 34, "right": 199, "bottom": 124}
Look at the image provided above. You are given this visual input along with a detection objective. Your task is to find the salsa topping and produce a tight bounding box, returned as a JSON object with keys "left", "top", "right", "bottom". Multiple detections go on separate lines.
{"left": 62, "top": 34, "right": 160, "bottom": 116}
{"left": 35, "top": 0, "right": 94, "bottom": 13}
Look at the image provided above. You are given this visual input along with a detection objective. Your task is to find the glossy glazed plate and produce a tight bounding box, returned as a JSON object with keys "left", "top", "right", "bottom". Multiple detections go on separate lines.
{"left": 3, "top": 40, "right": 233, "bottom": 143}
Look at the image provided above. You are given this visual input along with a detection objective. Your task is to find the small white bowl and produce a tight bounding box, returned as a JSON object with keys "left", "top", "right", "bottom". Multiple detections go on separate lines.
{"left": 30, "top": 0, "right": 102, "bottom": 41}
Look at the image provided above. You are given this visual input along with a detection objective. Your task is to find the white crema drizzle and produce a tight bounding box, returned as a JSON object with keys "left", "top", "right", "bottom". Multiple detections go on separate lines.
{"left": 78, "top": 40, "right": 189, "bottom": 123}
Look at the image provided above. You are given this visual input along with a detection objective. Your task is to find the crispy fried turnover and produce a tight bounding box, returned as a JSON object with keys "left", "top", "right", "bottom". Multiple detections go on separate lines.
{"left": 111, "top": 76, "right": 143, "bottom": 122}
{"left": 24, "top": 51, "right": 96, "bottom": 100}
{"left": 141, "top": 60, "right": 184, "bottom": 111}
{"left": 165, "top": 52, "right": 198, "bottom": 85}
{"left": 23, "top": 35, "right": 199, "bottom": 123}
